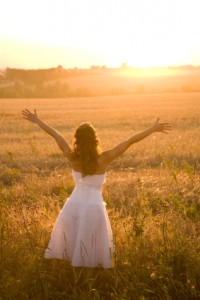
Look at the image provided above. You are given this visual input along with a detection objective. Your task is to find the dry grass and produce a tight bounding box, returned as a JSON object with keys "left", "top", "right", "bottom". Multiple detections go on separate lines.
{"left": 0, "top": 93, "right": 200, "bottom": 299}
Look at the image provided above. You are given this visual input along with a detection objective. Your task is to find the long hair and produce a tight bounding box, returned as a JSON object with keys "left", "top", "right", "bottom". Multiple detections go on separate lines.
{"left": 70, "top": 123, "right": 101, "bottom": 176}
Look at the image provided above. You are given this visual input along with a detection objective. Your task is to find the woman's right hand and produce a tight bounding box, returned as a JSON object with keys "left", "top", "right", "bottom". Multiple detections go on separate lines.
{"left": 22, "top": 109, "right": 39, "bottom": 123}
{"left": 151, "top": 118, "right": 171, "bottom": 134}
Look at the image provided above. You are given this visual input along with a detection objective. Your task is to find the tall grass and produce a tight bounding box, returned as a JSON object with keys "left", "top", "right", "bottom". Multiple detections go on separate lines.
{"left": 0, "top": 94, "right": 200, "bottom": 299}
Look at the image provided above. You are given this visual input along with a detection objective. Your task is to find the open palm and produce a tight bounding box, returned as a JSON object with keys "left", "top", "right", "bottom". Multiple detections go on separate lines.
{"left": 22, "top": 109, "right": 38, "bottom": 123}
{"left": 152, "top": 118, "right": 171, "bottom": 134}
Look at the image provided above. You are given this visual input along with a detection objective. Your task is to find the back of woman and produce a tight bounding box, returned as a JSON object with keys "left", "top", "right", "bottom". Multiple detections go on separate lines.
{"left": 22, "top": 109, "right": 171, "bottom": 268}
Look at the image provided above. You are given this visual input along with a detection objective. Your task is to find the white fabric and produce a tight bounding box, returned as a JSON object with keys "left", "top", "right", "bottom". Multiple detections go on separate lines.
{"left": 44, "top": 170, "right": 113, "bottom": 268}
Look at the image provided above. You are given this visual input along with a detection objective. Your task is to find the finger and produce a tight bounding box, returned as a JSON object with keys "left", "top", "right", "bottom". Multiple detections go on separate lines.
{"left": 24, "top": 109, "right": 31, "bottom": 114}
{"left": 159, "top": 123, "right": 171, "bottom": 127}
{"left": 34, "top": 109, "right": 37, "bottom": 115}
{"left": 156, "top": 117, "right": 160, "bottom": 123}
{"left": 22, "top": 111, "right": 29, "bottom": 117}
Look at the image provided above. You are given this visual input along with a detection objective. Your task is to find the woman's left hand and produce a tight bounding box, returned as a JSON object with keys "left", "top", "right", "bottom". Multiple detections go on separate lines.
{"left": 22, "top": 109, "right": 39, "bottom": 123}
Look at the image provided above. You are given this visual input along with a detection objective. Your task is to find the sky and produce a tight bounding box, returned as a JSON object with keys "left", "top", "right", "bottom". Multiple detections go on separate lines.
{"left": 0, "top": 0, "right": 200, "bottom": 69}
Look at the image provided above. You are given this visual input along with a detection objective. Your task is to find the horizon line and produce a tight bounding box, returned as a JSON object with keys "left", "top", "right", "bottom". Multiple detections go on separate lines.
{"left": 1, "top": 63, "right": 200, "bottom": 71}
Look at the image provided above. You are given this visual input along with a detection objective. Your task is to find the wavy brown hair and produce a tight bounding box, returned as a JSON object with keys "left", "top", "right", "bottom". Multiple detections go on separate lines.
{"left": 70, "top": 123, "right": 101, "bottom": 176}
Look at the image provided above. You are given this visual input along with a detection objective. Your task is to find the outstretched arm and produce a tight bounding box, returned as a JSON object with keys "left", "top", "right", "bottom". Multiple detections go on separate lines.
{"left": 22, "top": 109, "right": 71, "bottom": 157}
{"left": 100, "top": 118, "right": 171, "bottom": 165}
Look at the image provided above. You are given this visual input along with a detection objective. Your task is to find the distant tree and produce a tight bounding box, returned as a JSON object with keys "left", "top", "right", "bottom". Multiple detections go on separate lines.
{"left": 35, "top": 82, "right": 45, "bottom": 97}
{"left": 57, "top": 65, "right": 63, "bottom": 72}
{"left": 14, "top": 80, "right": 25, "bottom": 98}
{"left": 60, "top": 82, "right": 71, "bottom": 97}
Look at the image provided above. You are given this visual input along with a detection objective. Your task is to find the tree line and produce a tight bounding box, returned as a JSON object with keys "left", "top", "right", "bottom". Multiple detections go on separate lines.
{"left": 0, "top": 80, "right": 92, "bottom": 98}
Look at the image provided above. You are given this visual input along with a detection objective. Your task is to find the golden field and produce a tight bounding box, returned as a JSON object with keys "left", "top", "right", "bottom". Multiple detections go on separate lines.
{"left": 0, "top": 93, "right": 200, "bottom": 299}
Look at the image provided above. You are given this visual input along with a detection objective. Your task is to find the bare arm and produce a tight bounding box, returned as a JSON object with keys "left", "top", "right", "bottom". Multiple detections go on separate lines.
{"left": 100, "top": 118, "right": 171, "bottom": 165}
{"left": 22, "top": 109, "right": 71, "bottom": 157}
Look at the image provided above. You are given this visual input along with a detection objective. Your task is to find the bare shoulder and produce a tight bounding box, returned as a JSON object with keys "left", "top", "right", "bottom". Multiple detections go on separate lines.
{"left": 98, "top": 148, "right": 117, "bottom": 165}
{"left": 98, "top": 150, "right": 110, "bottom": 162}
{"left": 67, "top": 155, "right": 81, "bottom": 170}
{"left": 96, "top": 152, "right": 110, "bottom": 172}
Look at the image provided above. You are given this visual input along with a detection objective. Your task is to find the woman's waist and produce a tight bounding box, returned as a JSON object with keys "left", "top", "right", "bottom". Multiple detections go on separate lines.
{"left": 68, "top": 185, "right": 103, "bottom": 202}
{"left": 74, "top": 183, "right": 102, "bottom": 192}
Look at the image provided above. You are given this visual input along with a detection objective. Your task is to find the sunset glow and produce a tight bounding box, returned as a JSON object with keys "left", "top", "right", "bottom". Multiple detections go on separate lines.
{"left": 0, "top": 0, "right": 200, "bottom": 69}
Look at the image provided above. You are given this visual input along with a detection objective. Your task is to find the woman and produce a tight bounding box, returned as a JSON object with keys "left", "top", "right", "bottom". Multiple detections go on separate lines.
{"left": 22, "top": 109, "right": 171, "bottom": 268}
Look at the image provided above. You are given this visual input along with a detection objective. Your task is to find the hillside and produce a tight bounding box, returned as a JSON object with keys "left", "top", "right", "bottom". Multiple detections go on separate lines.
{"left": 0, "top": 65, "right": 200, "bottom": 98}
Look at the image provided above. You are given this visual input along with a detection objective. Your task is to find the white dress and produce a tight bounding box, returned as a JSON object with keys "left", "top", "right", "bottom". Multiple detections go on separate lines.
{"left": 44, "top": 170, "right": 113, "bottom": 268}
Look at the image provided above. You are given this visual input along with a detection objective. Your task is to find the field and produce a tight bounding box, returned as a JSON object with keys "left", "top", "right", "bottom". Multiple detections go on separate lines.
{"left": 1, "top": 93, "right": 200, "bottom": 299}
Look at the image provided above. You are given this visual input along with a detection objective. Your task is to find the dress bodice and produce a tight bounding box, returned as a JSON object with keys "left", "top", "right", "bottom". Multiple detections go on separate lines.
{"left": 72, "top": 170, "right": 106, "bottom": 191}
